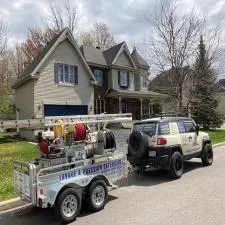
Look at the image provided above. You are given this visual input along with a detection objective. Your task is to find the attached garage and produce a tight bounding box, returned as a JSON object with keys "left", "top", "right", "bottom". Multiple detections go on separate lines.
{"left": 44, "top": 105, "right": 88, "bottom": 117}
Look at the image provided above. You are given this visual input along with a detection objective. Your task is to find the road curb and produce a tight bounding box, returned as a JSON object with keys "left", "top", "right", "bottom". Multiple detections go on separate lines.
{"left": 0, "top": 197, "right": 26, "bottom": 212}
{"left": 212, "top": 142, "right": 225, "bottom": 148}
{"left": 0, "top": 141, "right": 225, "bottom": 212}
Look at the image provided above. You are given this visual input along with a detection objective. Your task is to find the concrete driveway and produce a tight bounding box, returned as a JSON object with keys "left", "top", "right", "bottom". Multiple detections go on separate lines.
{"left": 1, "top": 130, "right": 225, "bottom": 225}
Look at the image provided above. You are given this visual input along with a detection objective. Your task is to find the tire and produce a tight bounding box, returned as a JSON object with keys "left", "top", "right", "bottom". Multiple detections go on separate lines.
{"left": 85, "top": 180, "right": 108, "bottom": 212}
{"left": 128, "top": 131, "right": 149, "bottom": 159}
{"left": 54, "top": 188, "right": 81, "bottom": 224}
{"left": 201, "top": 144, "right": 213, "bottom": 166}
{"left": 169, "top": 151, "right": 184, "bottom": 179}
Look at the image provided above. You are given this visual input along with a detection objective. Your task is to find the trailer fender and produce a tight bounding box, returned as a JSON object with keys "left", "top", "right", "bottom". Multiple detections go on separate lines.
{"left": 89, "top": 175, "right": 110, "bottom": 187}
{"left": 48, "top": 183, "right": 83, "bottom": 206}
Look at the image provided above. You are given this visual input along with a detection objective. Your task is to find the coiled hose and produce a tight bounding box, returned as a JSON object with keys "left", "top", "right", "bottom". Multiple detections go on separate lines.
{"left": 74, "top": 123, "right": 86, "bottom": 141}
{"left": 104, "top": 130, "right": 116, "bottom": 149}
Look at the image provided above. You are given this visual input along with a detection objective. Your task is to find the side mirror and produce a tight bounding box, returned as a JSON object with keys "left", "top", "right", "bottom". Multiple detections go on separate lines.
{"left": 196, "top": 125, "right": 199, "bottom": 136}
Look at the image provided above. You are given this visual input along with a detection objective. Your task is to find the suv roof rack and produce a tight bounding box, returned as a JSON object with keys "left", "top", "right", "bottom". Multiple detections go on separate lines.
{"left": 150, "top": 112, "right": 178, "bottom": 118}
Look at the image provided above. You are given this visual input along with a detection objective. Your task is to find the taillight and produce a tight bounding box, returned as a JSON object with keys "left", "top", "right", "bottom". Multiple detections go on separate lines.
{"left": 157, "top": 137, "right": 167, "bottom": 145}
{"left": 40, "top": 171, "right": 48, "bottom": 176}
{"left": 40, "top": 188, "right": 44, "bottom": 195}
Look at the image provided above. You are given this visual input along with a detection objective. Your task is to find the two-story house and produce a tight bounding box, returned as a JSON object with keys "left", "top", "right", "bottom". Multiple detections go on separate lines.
{"left": 81, "top": 42, "right": 167, "bottom": 120}
{"left": 13, "top": 28, "right": 167, "bottom": 124}
{"left": 13, "top": 28, "right": 96, "bottom": 120}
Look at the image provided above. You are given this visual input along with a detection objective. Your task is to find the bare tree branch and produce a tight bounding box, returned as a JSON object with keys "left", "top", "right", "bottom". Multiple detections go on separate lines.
{"left": 146, "top": 0, "right": 204, "bottom": 113}
{"left": 47, "top": 0, "right": 80, "bottom": 36}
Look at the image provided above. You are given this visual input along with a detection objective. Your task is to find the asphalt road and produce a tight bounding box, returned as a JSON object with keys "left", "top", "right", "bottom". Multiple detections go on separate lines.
{"left": 1, "top": 130, "right": 225, "bottom": 225}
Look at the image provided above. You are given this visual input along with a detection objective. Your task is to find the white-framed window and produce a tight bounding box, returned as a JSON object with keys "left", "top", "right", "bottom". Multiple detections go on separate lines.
{"left": 93, "top": 69, "right": 104, "bottom": 86}
{"left": 142, "top": 76, "right": 148, "bottom": 89}
{"left": 118, "top": 71, "right": 129, "bottom": 88}
{"left": 134, "top": 74, "right": 140, "bottom": 91}
{"left": 94, "top": 99, "right": 105, "bottom": 114}
{"left": 54, "top": 63, "right": 78, "bottom": 84}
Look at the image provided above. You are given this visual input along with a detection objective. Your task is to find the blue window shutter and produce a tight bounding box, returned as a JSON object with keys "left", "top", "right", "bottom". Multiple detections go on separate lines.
{"left": 74, "top": 66, "right": 78, "bottom": 84}
{"left": 54, "top": 63, "right": 59, "bottom": 83}
{"left": 127, "top": 72, "right": 129, "bottom": 87}
{"left": 118, "top": 71, "right": 121, "bottom": 86}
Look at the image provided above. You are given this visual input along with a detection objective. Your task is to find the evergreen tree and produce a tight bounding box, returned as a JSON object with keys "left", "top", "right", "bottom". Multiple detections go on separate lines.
{"left": 190, "top": 35, "right": 223, "bottom": 128}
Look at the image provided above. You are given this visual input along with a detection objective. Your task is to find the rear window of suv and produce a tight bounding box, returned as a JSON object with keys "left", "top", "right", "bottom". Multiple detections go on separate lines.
{"left": 158, "top": 122, "right": 170, "bottom": 135}
{"left": 133, "top": 122, "right": 157, "bottom": 136}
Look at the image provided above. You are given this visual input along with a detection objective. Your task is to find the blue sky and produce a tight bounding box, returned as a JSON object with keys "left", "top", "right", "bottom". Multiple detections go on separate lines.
{"left": 1, "top": 0, "right": 225, "bottom": 77}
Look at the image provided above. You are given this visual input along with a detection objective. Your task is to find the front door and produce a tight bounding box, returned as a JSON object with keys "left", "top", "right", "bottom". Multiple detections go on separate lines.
{"left": 183, "top": 120, "right": 201, "bottom": 154}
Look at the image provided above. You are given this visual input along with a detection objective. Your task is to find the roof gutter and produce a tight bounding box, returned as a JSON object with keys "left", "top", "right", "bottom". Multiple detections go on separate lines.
{"left": 12, "top": 75, "right": 38, "bottom": 89}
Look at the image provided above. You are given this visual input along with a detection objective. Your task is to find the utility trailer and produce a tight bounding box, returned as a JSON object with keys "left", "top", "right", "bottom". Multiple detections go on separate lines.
{"left": 10, "top": 113, "right": 132, "bottom": 224}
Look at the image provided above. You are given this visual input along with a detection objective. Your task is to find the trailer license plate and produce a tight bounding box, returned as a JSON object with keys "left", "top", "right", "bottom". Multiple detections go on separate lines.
{"left": 149, "top": 151, "right": 156, "bottom": 157}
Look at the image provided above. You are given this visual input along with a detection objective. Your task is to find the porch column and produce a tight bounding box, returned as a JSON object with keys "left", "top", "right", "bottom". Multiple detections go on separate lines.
{"left": 118, "top": 97, "right": 122, "bottom": 113}
{"left": 148, "top": 100, "right": 151, "bottom": 117}
{"left": 140, "top": 98, "right": 143, "bottom": 120}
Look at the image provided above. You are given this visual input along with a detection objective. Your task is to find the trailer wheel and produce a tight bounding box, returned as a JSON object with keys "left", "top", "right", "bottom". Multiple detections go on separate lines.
{"left": 86, "top": 180, "right": 108, "bottom": 212}
{"left": 54, "top": 188, "right": 81, "bottom": 224}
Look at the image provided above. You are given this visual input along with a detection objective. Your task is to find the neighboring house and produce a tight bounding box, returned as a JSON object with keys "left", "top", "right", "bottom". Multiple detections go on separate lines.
{"left": 149, "top": 67, "right": 193, "bottom": 115}
{"left": 81, "top": 44, "right": 167, "bottom": 120}
{"left": 216, "top": 79, "right": 225, "bottom": 117}
{"left": 12, "top": 28, "right": 96, "bottom": 120}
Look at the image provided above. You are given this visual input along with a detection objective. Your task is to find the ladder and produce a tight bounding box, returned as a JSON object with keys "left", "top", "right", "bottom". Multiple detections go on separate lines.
{"left": 0, "top": 113, "right": 132, "bottom": 130}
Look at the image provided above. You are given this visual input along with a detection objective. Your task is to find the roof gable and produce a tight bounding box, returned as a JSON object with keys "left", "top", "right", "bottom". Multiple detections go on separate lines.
{"left": 103, "top": 42, "right": 124, "bottom": 65}
{"left": 115, "top": 51, "right": 134, "bottom": 67}
{"left": 13, "top": 28, "right": 96, "bottom": 88}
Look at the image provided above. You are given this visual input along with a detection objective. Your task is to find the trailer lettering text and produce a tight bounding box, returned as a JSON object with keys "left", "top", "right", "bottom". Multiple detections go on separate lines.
{"left": 59, "top": 160, "right": 122, "bottom": 181}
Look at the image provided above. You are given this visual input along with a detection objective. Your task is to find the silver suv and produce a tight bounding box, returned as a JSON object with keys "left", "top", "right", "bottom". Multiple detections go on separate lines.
{"left": 127, "top": 117, "right": 213, "bottom": 178}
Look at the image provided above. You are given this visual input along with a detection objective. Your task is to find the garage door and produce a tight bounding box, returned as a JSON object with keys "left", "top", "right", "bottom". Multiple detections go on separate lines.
{"left": 44, "top": 105, "right": 88, "bottom": 116}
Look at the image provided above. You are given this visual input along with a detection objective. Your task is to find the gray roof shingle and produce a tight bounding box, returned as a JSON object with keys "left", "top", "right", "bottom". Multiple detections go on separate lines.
{"left": 21, "top": 28, "right": 66, "bottom": 77}
{"left": 131, "top": 48, "right": 149, "bottom": 68}
{"left": 103, "top": 42, "right": 124, "bottom": 65}
{"left": 80, "top": 46, "right": 107, "bottom": 66}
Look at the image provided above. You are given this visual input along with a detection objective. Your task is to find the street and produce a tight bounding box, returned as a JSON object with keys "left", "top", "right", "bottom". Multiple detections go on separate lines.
{"left": 1, "top": 130, "right": 225, "bottom": 225}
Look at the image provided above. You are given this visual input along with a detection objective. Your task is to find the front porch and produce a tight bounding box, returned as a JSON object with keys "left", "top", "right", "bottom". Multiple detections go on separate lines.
{"left": 106, "top": 89, "right": 168, "bottom": 120}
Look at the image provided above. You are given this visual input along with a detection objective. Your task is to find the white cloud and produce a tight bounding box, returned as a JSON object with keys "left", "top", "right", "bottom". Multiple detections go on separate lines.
{"left": 0, "top": 0, "right": 224, "bottom": 76}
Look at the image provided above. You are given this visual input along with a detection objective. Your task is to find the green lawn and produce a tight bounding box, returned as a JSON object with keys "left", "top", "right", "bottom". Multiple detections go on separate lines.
{"left": 205, "top": 129, "right": 225, "bottom": 144}
{"left": 0, "top": 132, "right": 37, "bottom": 201}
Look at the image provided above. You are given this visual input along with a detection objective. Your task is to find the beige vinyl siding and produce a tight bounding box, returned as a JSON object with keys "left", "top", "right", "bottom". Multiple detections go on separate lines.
{"left": 115, "top": 52, "right": 133, "bottom": 67}
{"left": 15, "top": 80, "right": 34, "bottom": 119}
{"left": 34, "top": 39, "right": 94, "bottom": 118}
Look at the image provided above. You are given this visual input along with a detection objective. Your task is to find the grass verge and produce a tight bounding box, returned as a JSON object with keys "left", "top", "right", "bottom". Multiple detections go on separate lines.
{"left": 0, "top": 132, "right": 37, "bottom": 201}
{"left": 205, "top": 129, "right": 225, "bottom": 144}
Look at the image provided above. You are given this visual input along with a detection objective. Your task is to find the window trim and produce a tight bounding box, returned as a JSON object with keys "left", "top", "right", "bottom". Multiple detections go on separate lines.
{"left": 93, "top": 69, "right": 104, "bottom": 86}
{"left": 54, "top": 63, "right": 78, "bottom": 84}
{"left": 118, "top": 71, "right": 129, "bottom": 88}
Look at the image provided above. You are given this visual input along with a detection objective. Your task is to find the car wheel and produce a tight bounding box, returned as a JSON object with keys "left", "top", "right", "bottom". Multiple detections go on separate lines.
{"left": 201, "top": 144, "right": 213, "bottom": 166}
{"left": 54, "top": 188, "right": 81, "bottom": 224}
{"left": 170, "top": 151, "right": 184, "bottom": 179}
{"left": 86, "top": 180, "right": 108, "bottom": 212}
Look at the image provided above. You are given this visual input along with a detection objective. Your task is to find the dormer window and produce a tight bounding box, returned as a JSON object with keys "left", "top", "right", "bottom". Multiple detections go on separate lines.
{"left": 142, "top": 76, "right": 148, "bottom": 89}
{"left": 118, "top": 71, "right": 129, "bottom": 88}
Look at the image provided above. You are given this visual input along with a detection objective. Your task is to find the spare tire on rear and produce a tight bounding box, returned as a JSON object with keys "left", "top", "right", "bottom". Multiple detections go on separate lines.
{"left": 128, "top": 130, "right": 149, "bottom": 159}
